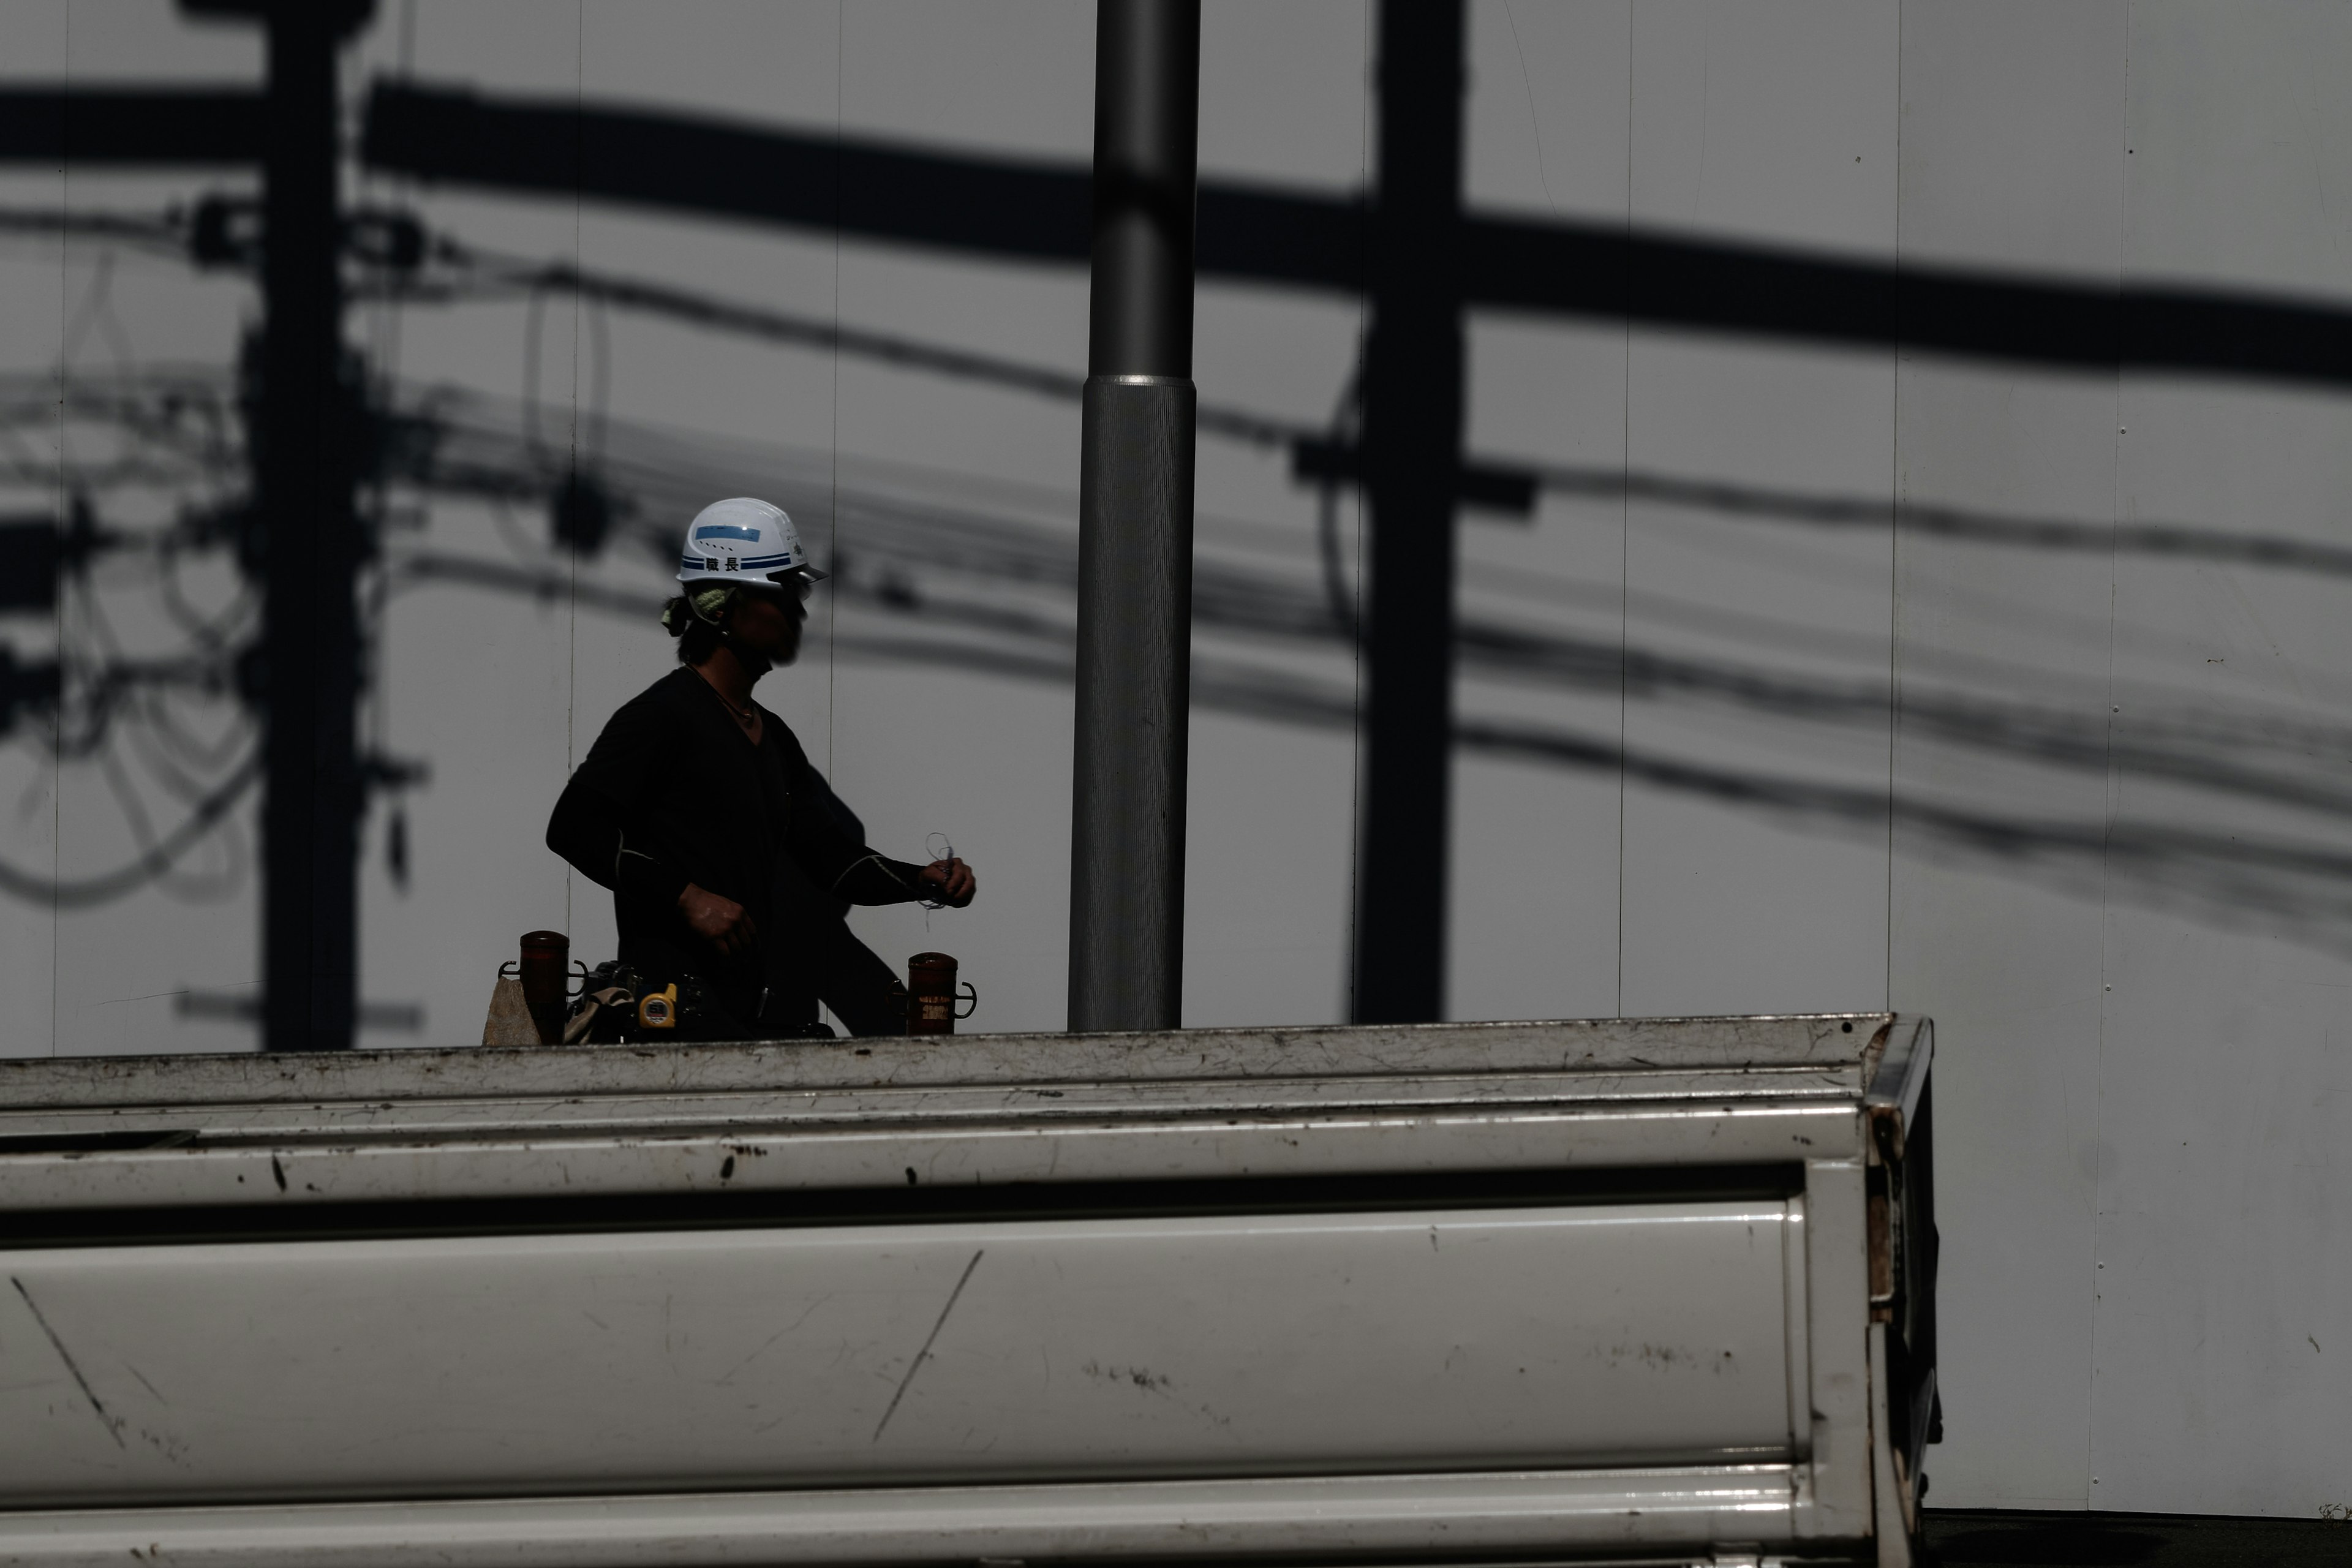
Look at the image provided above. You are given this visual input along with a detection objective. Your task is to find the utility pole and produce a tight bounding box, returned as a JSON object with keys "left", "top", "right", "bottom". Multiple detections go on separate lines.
{"left": 1067, "top": 0, "right": 1201, "bottom": 1033}
{"left": 190, "top": 0, "right": 372, "bottom": 1050}
{"left": 1351, "top": 0, "right": 1465, "bottom": 1025}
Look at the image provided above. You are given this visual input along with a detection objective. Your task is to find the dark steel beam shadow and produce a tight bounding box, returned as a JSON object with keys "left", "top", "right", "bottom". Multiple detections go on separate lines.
{"left": 355, "top": 78, "right": 2352, "bottom": 391}
{"left": 361, "top": 249, "right": 2352, "bottom": 578}
{"left": 24, "top": 77, "right": 2352, "bottom": 398}
{"left": 0, "top": 88, "right": 265, "bottom": 165}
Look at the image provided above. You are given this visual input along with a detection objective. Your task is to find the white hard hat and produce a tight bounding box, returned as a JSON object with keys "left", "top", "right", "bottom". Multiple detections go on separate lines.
{"left": 675, "top": 497, "right": 827, "bottom": 587}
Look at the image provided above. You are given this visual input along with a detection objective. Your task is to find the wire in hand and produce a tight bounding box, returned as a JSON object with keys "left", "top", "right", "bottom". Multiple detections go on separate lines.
{"left": 921, "top": 832, "right": 956, "bottom": 912}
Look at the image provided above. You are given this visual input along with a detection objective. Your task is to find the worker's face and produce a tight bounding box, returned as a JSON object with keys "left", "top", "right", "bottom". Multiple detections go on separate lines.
{"left": 726, "top": 584, "right": 806, "bottom": 665}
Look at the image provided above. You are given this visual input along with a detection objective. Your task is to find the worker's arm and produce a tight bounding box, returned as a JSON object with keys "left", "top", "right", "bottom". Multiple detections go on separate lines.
{"left": 781, "top": 744, "right": 958, "bottom": 907}
{"left": 545, "top": 698, "right": 692, "bottom": 914}
{"left": 824, "top": 843, "right": 940, "bottom": 907}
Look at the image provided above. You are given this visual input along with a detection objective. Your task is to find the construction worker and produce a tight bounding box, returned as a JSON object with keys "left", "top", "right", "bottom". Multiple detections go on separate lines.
{"left": 546, "top": 497, "right": 974, "bottom": 1038}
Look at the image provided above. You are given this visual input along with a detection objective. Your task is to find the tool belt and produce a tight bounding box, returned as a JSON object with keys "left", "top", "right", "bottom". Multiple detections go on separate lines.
{"left": 561, "top": 961, "right": 831, "bottom": 1044}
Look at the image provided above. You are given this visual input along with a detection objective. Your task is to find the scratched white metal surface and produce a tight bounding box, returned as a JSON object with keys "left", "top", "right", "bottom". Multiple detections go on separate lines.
{"left": 0, "top": 1017, "right": 1889, "bottom": 1208}
{"left": 0, "top": 1202, "right": 1803, "bottom": 1506}
{"left": 0, "top": 1466, "right": 1809, "bottom": 1568}
{"left": 1800, "top": 1157, "right": 1875, "bottom": 1541}
{"left": 0, "top": 1104, "right": 1863, "bottom": 1212}
{"left": 0, "top": 1066, "right": 1867, "bottom": 1134}
{"left": 0, "top": 1014, "right": 1890, "bottom": 1108}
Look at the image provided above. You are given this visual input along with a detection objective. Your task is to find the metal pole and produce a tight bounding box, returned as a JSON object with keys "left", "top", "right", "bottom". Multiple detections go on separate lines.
{"left": 255, "top": 0, "right": 364, "bottom": 1050}
{"left": 1350, "top": 0, "right": 1464, "bottom": 1025}
{"left": 1068, "top": 0, "right": 1200, "bottom": 1033}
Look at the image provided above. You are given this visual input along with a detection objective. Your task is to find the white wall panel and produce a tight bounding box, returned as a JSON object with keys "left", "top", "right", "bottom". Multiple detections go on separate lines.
{"left": 0, "top": 0, "right": 66, "bottom": 1058}
{"left": 1465, "top": 0, "right": 1629, "bottom": 224}
{"left": 1452, "top": 3, "right": 1628, "bottom": 1023}
{"left": 1618, "top": 1, "right": 1898, "bottom": 1019}
{"left": 2087, "top": 0, "right": 2352, "bottom": 1517}
{"left": 41, "top": 1, "right": 263, "bottom": 1057}
{"left": 349, "top": 1, "right": 587, "bottom": 1050}
{"left": 1183, "top": 2, "right": 1369, "bottom": 1027}
{"left": 1625, "top": 0, "right": 1896, "bottom": 257}
{"left": 2098, "top": 388, "right": 2352, "bottom": 1506}
{"left": 1888, "top": 0, "right": 2124, "bottom": 1512}
{"left": 1885, "top": 366, "right": 2117, "bottom": 1514}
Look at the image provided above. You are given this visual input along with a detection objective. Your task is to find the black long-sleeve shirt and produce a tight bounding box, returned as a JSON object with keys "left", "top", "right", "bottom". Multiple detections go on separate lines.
{"left": 546, "top": 666, "right": 930, "bottom": 1007}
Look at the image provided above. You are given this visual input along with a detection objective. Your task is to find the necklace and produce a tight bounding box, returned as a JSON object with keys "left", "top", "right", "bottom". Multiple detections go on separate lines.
{"left": 696, "top": 669, "right": 757, "bottom": 726}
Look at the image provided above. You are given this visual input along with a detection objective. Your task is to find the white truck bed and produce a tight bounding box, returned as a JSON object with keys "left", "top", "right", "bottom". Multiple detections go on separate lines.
{"left": 0, "top": 1014, "right": 1937, "bottom": 1568}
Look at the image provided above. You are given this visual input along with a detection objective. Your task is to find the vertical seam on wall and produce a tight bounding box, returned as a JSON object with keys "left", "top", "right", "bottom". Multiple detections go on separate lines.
{"left": 842, "top": 1, "right": 851, "bottom": 780}
{"left": 1344, "top": 0, "right": 1370, "bottom": 1024}
{"left": 821, "top": 0, "right": 842, "bottom": 1037}
{"left": 564, "top": 0, "right": 584, "bottom": 939}
{"left": 1885, "top": 0, "right": 1903, "bottom": 1011}
{"left": 2089, "top": 1, "right": 2133, "bottom": 1510}
{"left": 52, "top": 0, "right": 67, "bottom": 1057}
{"left": 1614, "top": 0, "right": 1632, "bottom": 1019}
{"left": 369, "top": 1, "right": 417, "bottom": 948}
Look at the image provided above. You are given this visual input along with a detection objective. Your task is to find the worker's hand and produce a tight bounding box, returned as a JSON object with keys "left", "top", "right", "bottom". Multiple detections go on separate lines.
{"left": 678, "top": 883, "right": 758, "bottom": 954}
{"left": 921, "top": 857, "right": 976, "bottom": 908}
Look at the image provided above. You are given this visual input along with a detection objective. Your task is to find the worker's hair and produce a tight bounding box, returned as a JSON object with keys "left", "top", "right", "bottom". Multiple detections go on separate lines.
{"left": 660, "top": 594, "right": 728, "bottom": 665}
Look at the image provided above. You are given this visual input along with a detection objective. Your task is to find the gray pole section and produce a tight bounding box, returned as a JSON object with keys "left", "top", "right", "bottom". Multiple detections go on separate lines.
{"left": 1067, "top": 0, "right": 1200, "bottom": 1033}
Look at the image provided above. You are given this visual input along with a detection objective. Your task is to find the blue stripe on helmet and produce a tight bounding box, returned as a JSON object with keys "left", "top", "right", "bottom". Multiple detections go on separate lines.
{"left": 692, "top": 524, "right": 764, "bottom": 542}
